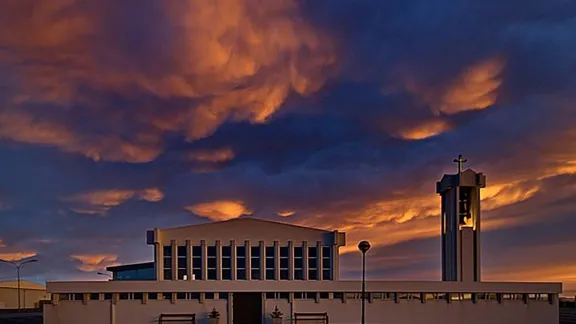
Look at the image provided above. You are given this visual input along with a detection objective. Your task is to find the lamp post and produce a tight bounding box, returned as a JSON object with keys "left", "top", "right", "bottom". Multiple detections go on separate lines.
{"left": 0, "top": 258, "right": 38, "bottom": 311}
{"left": 358, "top": 241, "right": 371, "bottom": 324}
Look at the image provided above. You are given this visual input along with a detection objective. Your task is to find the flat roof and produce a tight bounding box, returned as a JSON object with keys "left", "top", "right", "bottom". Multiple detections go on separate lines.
{"left": 106, "top": 262, "right": 154, "bottom": 272}
{"left": 46, "top": 280, "right": 562, "bottom": 294}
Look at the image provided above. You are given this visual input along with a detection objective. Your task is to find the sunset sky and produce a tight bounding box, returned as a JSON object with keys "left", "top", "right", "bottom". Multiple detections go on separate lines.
{"left": 0, "top": 0, "right": 575, "bottom": 295}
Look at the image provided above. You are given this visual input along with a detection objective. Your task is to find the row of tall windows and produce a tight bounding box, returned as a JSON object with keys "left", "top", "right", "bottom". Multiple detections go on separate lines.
{"left": 161, "top": 244, "right": 333, "bottom": 280}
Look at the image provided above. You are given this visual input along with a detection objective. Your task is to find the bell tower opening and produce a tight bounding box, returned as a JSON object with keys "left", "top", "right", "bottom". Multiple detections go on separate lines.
{"left": 436, "top": 155, "right": 486, "bottom": 282}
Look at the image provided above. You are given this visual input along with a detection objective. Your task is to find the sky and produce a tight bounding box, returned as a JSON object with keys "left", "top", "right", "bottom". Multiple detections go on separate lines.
{"left": 0, "top": 0, "right": 575, "bottom": 295}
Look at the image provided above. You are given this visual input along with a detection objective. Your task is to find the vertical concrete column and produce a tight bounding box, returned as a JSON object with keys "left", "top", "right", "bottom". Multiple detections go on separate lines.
{"left": 186, "top": 239, "right": 192, "bottom": 281}
{"left": 317, "top": 241, "right": 323, "bottom": 281}
{"left": 332, "top": 243, "right": 339, "bottom": 281}
{"left": 227, "top": 292, "right": 233, "bottom": 324}
{"left": 171, "top": 240, "right": 178, "bottom": 280}
{"left": 288, "top": 240, "right": 294, "bottom": 280}
{"left": 231, "top": 240, "right": 237, "bottom": 280}
{"left": 274, "top": 241, "right": 280, "bottom": 281}
{"left": 216, "top": 240, "right": 222, "bottom": 280}
{"left": 156, "top": 242, "right": 163, "bottom": 280}
{"left": 245, "top": 240, "right": 252, "bottom": 280}
{"left": 302, "top": 241, "right": 309, "bottom": 280}
{"left": 142, "top": 293, "right": 148, "bottom": 305}
{"left": 259, "top": 241, "right": 265, "bottom": 280}
{"left": 201, "top": 240, "right": 207, "bottom": 281}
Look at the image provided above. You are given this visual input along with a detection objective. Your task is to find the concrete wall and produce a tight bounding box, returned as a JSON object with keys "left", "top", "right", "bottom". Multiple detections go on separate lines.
{"left": 263, "top": 299, "right": 558, "bottom": 324}
{"left": 44, "top": 300, "right": 228, "bottom": 324}
{"left": 0, "top": 287, "right": 50, "bottom": 309}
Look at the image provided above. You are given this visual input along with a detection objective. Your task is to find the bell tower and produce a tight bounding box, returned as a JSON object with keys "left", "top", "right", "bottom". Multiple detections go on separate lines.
{"left": 436, "top": 155, "right": 486, "bottom": 282}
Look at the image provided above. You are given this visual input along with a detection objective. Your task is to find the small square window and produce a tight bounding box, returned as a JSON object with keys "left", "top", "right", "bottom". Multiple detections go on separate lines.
{"left": 119, "top": 293, "right": 129, "bottom": 300}
{"left": 163, "top": 246, "right": 172, "bottom": 256}
{"left": 178, "top": 258, "right": 187, "bottom": 268}
{"left": 251, "top": 257, "right": 260, "bottom": 268}
{"left": 104, "top": 293, "right": 113, "bottom": 300}
{"left": 222, "top": 246, "right": 232, "bottom": 256}
{"left": 251, "top": 269, "right": 261, "bottom": 280}
{"left": 192, "top": 258, "right": 202, "bottom": 268}
{"left": 177, "top": 246, "right": 187, "bottom": 255}
{"left": 280, "top": 247, "right": 289, "bottom": 256}
{"left": 294, "top": 258, "right": 303, "bottom": 268}
{"left": 207, "top": 269, "right": 217, "bottom": 280}
{"left": 322, "top": 258, "right": 331, "bottom": 268}
{"left": 322, "top": 269, "right": 332, "bottom": 280}
{"left": 236, "top": 246, "right": 246, "bottom": 257}
{"left": 294, "top": 247, "right": 303, "bottom": 257}
{"left": 322, "top": 246, "right": 331, "bottom": 256}
{"left": 148, "top": 293, "right": 158, "bottom": 300}
{"left": 207, "top": 246, "right": 217, "bottom": 256}
{"left": 237, "top": 258, "right": 246, "bottom": 268}
{"left": 222, "top": 269, "right": 232, "bottom": 280}
{"left": 89, "top": 293, "right": 100, "bottom": 301}
{"left": 192, "top": 246, "right": 202, "bottom": 256}
{"left": 309, "top": 270, "right": 318, "bottom": 280}
{"left": 280, "top": 269, "right": 289, "bottom": 280}
{"left": 308, "top": 258, "right": 317, "bottom": 268}
{"left": 207, "top": 258, "right": 217, "bottom": 268}
{"left": 251, "top": 246, "right": 260, "bottom": 257}
{"left": 178, "top": 269, "right": 187, "bottom": 280}
{"left": 205, "top": 293, "right": 214, "bottom": 299}
{"left": 295, "top": 270, "right": 304, "bottom": 280}
{"left": 222, "top": 258, "right": 231, "bottom": 268}
{"left": 266, "top": 258, "right": 274, "bottom": 268}
{"left": 294, "top": 292, "right": 303, "bottom": 299}
{"left": 320, "top": 292, "right": 329, "bottom": 299}
{"left": 266, "top": 270, "right": 276, "bottom": 280}
{"left": 163, "top": 258, "right": 172, "bottom": 268}
{"left": 280, "top": 258, "right": 289, "bottom": 268}
{"left": 177, "top": 292, "right": 186, "bottom": 300}
{"left": 237, "top": 269, "right": 247, "bottom": 280}
{"left": 308, "top": 247, "right": 317, "bottom": 258}
{"left": 193, "top": 269, "right": 202, "bottom": 280}
{"left": 163, "top": 269, "right": 173, "bottom": 280}
{"left": 133, "top": 293, "right": 143, "bottom": 300}
{"left": 266, "top": 246, "right": 275, "bottom": 255}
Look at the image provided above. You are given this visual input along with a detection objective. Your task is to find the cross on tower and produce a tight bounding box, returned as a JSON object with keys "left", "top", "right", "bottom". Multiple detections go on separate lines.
{"left": 453, "top": 154, "right": 467, "bottom": 173}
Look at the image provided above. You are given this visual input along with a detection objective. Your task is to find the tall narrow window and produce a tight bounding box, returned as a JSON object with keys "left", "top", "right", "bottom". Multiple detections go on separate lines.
{"left": 236, "top": 246, "right": 246, "bottom": 280}
{"left": 207, "top": 246, "right": 217, "bottom": 280}
{"left": 280, "top": 246, "right": 289, "bottom": 280}
{"left": 222, "top": 246, "right": 232, "bottom": 280}
{"left": 192, "top": 246, "right": 202, "bottom": 280}
{"left": 308, "top": 246, "right": 318, "bottom": 280}
{"left": 265, "top": 246, "right": 275, "bottom": 280}
{"left": 294, "top": 247, "right": 304, "bottom": 280}
{"left": 177, "top": 246, "right": 187, "bottom": 280}
{"left": 322, "top": 246, "right": 332, "bottom": 280}
{"left": 163, "top": 245, "right": 172, "bottom": 280}
{"left": 251, "top": 246, "right": 261, "bottom": 280}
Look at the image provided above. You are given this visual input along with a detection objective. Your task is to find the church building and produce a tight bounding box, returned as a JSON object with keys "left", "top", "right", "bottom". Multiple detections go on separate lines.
{"left": 44, "top": 157, "right": 562, "bottom": 324}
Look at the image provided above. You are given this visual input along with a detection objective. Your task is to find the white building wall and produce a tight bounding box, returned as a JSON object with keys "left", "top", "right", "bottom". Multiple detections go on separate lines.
{"left": 262, "top": 299, "right": 558, "bottom": 324}
{"left": 44, "top": 299, "right": 228, "bottom": 324}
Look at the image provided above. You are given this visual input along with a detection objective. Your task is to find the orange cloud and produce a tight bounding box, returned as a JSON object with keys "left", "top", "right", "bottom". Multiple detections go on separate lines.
{"left": 0, "top": 252, "right": 38, "bottom": 262}
{"left": 277, "top": 211, "right": 296, "bottom": 217}
{"left": 61, "top": 188, "right": 164, "bottom": 215}
{"left": 189, "top": 148, "right": 235, "bottom": 163}
{"left": 185, "top": 200, "right": 252, "bottom": 221}
{"left": 394, "top": 118, "right": 452, "bottom": 140}
{"left": 70, "top": 254, "right": 119, "bottom": 272}
{"left": 436, "top": 58, "right": 504, "bottom": 114}
{"left": 0, "top": 0, "right": 335, "bottom": 162}
{"left": 0, "top": 240, "right": 5, "bottom": 248}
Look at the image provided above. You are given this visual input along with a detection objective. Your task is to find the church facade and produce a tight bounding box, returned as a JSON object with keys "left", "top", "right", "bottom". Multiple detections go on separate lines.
{"left": 44, "top": 160, "right": 562, "bottom": 324}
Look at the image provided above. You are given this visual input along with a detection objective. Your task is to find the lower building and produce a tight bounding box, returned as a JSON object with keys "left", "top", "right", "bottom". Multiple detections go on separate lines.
{"left": 0, "top": 280, "right": 50, "bottom": 309}
{"left": 43, "top": 162, "right": 563, "bottom": 324}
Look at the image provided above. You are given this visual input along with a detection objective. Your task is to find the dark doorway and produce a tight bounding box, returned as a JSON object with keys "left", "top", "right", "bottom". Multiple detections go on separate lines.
{"left": 233, "top": 292, "right": 262, "bottom": 324}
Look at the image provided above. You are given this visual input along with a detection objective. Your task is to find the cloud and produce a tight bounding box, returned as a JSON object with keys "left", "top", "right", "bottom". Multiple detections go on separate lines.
{"left": 0, "top": 252, "right": 38, "bottom": 262}
{"left": 277, "top": 211, "right": 296, "bottom": 217}
{"left": 70, "top": 254, "right": 119, "bottom": 272}
{"left": 60, "top": 188, "right": 164, "bottom": 215}
{"left": 0, "top": 240, "right": 5, "bottom": 248}
{"left": 184, "top": 201, "right": 252, "bottom": 221}
{"left": 0, "top": 0, "right": 335, "bottom": 163}
{"left": 189, "top": 148, "right": 235, "bottom": 163}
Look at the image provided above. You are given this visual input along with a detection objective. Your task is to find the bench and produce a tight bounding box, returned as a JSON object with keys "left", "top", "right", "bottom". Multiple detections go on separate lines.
{"left": 294, "top": 312, "right": 329, "bottom": 324}
{"left": 159, "top": 313, "right": 196, "bottom": 323}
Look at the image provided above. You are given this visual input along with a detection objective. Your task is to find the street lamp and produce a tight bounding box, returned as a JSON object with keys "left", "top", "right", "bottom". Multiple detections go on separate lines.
{"left": 358, "top": 241, "right": 371, "bottom": 324}
{"left": 0, "top": 258, "right": 38, "bottom": 311}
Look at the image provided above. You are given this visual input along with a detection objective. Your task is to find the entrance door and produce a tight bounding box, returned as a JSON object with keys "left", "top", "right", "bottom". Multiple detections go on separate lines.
{"left": 233, "top": 292, "right": 262, "bottom": 324}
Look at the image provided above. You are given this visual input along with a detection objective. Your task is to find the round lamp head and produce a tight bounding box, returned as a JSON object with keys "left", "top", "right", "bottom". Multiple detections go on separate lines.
{"left": 358, "top": 240, "right": 371, "bottom": 253}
